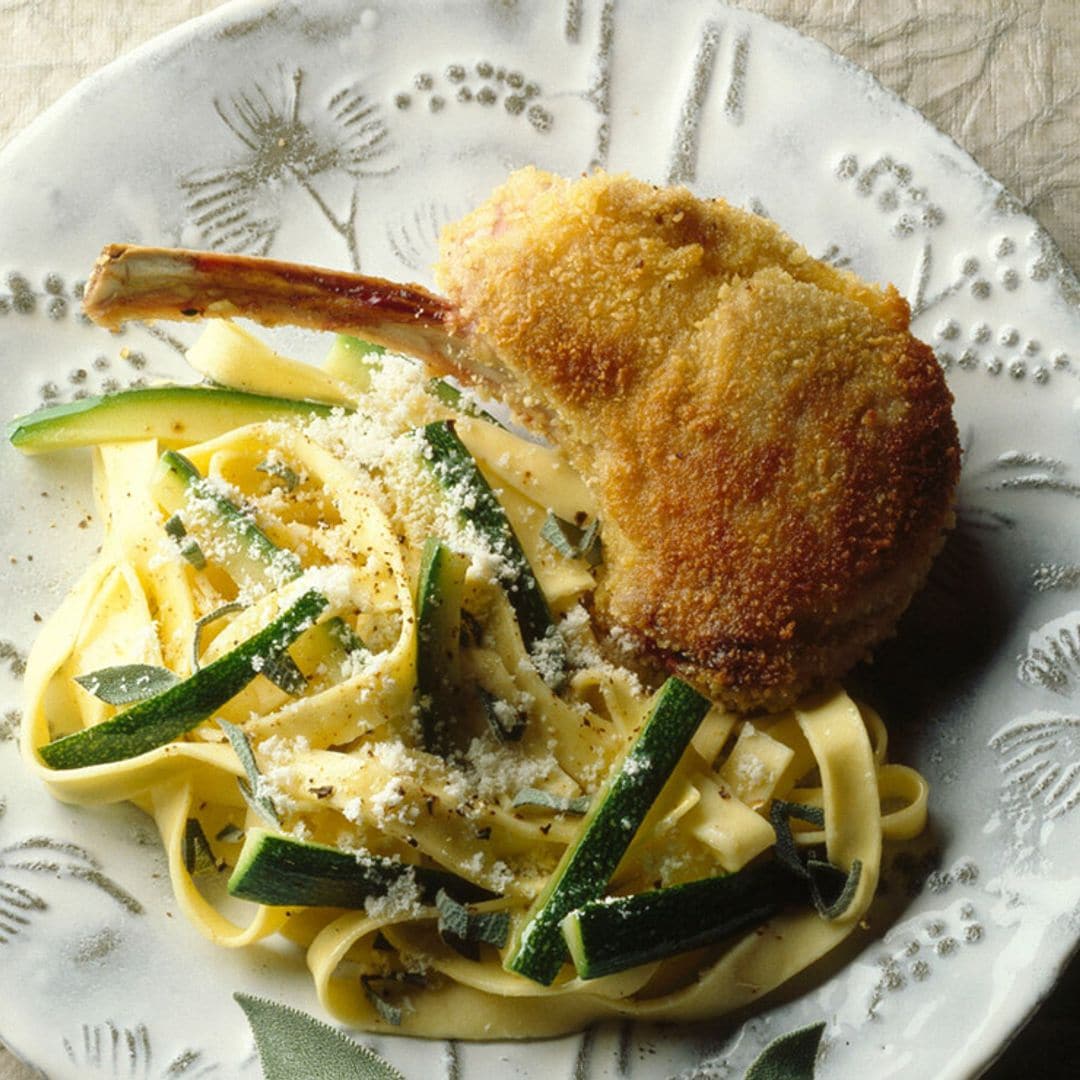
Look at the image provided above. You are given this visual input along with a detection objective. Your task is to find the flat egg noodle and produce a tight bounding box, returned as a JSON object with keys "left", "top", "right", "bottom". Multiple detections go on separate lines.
{"left": 151, "top": 773, "right": 290, "bottom": 946}
{"left": 299, "top": 689, "right": 891, "bottom": 1036}
{"left": 20, "top": 332, "right": 931, "bottom": 1038}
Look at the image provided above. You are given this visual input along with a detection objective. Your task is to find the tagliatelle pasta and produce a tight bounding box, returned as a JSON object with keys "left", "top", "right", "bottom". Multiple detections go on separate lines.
{"left": 18, "top": 323, "right": 927, "bottom": 1038}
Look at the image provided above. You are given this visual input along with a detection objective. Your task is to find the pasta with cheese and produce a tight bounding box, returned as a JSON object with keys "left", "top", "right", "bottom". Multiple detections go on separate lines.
{"left": 17, "top": 322, "right": 928, "bottom": 1037}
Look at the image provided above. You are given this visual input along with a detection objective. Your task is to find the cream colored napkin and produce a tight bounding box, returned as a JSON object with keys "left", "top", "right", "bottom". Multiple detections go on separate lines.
{"left": 0, "top": 2, "right": 1075, "bottom": 1078}
{"left": 744, "top": 0, "right": 1078, "bottom": 271}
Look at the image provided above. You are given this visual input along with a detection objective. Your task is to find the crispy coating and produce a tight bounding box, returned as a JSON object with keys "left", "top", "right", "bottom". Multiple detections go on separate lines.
{"left": 436, "top": 168, "right": 960, "bottom": 711}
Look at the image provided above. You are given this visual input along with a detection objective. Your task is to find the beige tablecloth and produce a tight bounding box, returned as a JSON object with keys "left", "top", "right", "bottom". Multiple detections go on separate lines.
{"left": 1, "top": 2, "right": 1076, "bottom": 1078}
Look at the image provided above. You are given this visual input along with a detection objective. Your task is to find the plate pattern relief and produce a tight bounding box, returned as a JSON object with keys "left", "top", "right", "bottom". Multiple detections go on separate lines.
{"left": 0, "top": 2, "right": 1077, "bottom": 1078}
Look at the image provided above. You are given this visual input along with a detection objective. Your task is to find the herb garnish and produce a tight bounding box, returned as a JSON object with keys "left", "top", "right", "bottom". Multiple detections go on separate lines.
{"left": 540, "top": 511, "right": 602, "bottom": 566}
{"left": 511, "top": 787, "right": 590, "bottom": 815}
{"left": 217, "top": 717, "right": 281, "bottom": 827}
{"left": 40, "top": 590, "right": 328, "bottom": 769}
{"left": 479, "top": 688, "right": 527, "bottom": 742}
{"left": 183, "top": 818, "right": 217, "bottom": 877}
{"left": 361, "top": 973, "right": 425, "bottom": 1026}
{"left": 745, "top": 1021, "right": 826, "bottom": 1080}
{"left": 256, "top": 458, "right": 300, "bottom": 491}
{"left": 192, "top": 601, "right": 247, "bottom": 671}
{"left": 164, "top": 512, "right": 208, "bottom": 568}
{"left": 435, "top": 888, "right": 510, "bottom": 959}
{"left": 235, "top": 992, "right": 406, "bottom": 1079}
{"left": 769, "top": 800, "right": 862, "bottom": 919}
{"left": 74, "top": 663, "right": 180, "bottom": 706}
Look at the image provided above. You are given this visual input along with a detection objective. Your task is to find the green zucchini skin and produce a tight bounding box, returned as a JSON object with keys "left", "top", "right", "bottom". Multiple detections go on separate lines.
{"left": 322, "top": 334, "right": 384, "bottom": 392}
{"left": 560, "top": 862, "right": 795, "bottom": 980}
{"left": 39, "top": 590, "right": 328, "bottom": 770}
{"left": 228, "top": 828, "right": 494, "bottom": 907}
{"left": 157, "top": 452, "right": 363, "bottom": 672}
{"left": 504, "top": 677, "right": 712, "bottom": 986}
{"left": 155, "top": 449, "right": 302, "bottom": 588}
{"left": 414, "top": 537, "right": 468, "bottom": 752}
{"left": 7, "top": 385, "right": 342, "bottom": 454}
{"left": 418, "top": 420, "right": 558, "bottom": 661}
{"left": 323, "top": 333, "right": 501, "bottom": 424}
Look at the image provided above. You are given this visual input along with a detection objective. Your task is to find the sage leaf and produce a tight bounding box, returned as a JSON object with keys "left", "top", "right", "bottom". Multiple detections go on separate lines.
{"left": 808, "top": 857, "right": 862, "bottom": 920}
{"left": 74, "top": 663, "right": 180, "bottom": 705}
{"left": 164, "top": 513, "right": 207, "bottom": 569}
{"left": 180, "top": 539, "right": 208, "bottom": 569}
{"left": 436, "top": 888, "right": 510, "bottom": 959}
{"left": 218, "top": 718, "right": 280, "bottom": 827}
{"left": 164, "top": 513, "right": 186, "bottom": 541}
{"left": 40, "top": 590, "right": 328, "bottom": 770}
{"left": 769, "top": 801, "right": 862, "bottom": 919}
{"left": 256, "top": 458, "right": 300, "bottom": 491}
{"left": 362, "top": 977, "right": 403, "bottom": 1026}
{"left": 362, "top": 973, "right": 425, "bottom": 1026}
{"left": 183, "top": 818, "right": 217, "bottom": 877}
{"left": 192, "top": 601, "right": 246, "bottom": 671}
{"left": 745, "top": 1021, "right": 826, "bottom": 1080}
{"left": 511, "top": 786, "right": 590, "bottom": 815}
{"left": 234, "top": 992, "right": 406, "bottom": 1080}
{"left": 540, "top": 511, "right": 602, "bottom": 566}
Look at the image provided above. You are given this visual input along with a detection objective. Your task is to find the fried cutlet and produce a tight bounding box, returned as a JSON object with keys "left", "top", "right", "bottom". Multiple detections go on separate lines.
{"left": 434, "top": 169, "right": 960, "bottom": 710}
{"left": 82, "top": 168, "right": 961, "bottom": 711}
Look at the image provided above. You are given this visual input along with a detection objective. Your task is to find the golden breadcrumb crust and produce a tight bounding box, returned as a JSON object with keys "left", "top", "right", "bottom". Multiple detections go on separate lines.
{"left": 436, "top": 168, "right": 960, "bottom": 711}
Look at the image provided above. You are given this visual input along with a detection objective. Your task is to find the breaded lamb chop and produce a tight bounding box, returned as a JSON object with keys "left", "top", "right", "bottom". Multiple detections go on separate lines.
{"left": 83, "top": 167, "right": 960, "bottom": 712}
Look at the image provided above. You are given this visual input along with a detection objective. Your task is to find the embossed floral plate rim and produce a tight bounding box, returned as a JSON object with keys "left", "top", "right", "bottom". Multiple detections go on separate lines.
{"left": 0, "top": 1, "right": 1078, "bottom": 1078}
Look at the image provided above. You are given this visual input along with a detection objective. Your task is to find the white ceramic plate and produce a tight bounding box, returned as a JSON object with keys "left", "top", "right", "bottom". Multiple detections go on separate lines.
{"left": 1, "top": 2, "right": 1078, "bottom": 1077}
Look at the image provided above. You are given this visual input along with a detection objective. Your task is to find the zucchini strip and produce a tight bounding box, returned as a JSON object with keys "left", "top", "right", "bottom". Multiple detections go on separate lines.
{"left": 322, "top": 333, "right": 384, "bottom": 392}
{"left": 418, "top": 420, "right": 559, "bottom": 661}
{"left": 323, "top": 331, "right": 499, "bottom": 423}
{"left": 154, "top": 449, "right": 302, "bottom": 589}
{"left": 228, "top": 827, "right": 494, "bottom": 907}
{"left": 7, "top": 385, "right": 341, "bottom": 454}
{"left": 560, "top": 800, "right": 867, "bottom": 980}
{"left": 39, "top": 590, "right": 328, "bottom": 769}
{"left": 560, "top": 863, "right": 792, "bottom": 980}
{"left": 157, "top": 451, "right": 362, "bottom": 675}
{"left": 504, "top": 677, "right": 711, "bottom": 985}
{"left": 425, "top": 377, "right": 504, "bottom": 427}
{"left": 414, "top": 537, "right": 468, "bottom": 751}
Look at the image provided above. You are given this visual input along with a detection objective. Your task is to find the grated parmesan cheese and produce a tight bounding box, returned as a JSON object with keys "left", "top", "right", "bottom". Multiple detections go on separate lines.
{"left": 362, "top": 867, "right": 424, "bottom": 920}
